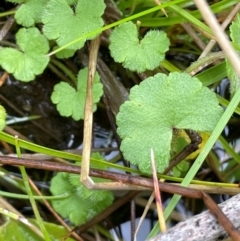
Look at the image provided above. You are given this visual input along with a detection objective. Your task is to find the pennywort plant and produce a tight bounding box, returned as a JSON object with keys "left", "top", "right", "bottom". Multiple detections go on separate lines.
{"left": 0, "top": 0, "right": 170, "bottom": 120}
{"left": 0, "top": 27, "right": 50, "bottom": 81}
{"left": 109, "top": 21, "right": 170, "bottom": 72}
{"left": 50, "top": 153, "right": 114, "bottom": 225}
{"left": 116, "top": 72, "right": 223, "bottom": 174}
{"left": 51, "top": 68, "right": 103, "bottom": 121}
{"left": 0, "top": 0, "right": 239, "bottom": 238}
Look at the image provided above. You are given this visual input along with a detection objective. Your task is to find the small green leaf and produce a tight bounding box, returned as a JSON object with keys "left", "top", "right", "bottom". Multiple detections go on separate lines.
{"left": 54, "top": 47, "right": 75, "bottom": 59}
{"left": 7, "top": 0, "right": 48, "bottom": 27}
{"left": 173, "top": 160, "right": 190, "bottom": 177}
{"left": 50, "top": 153, "right": 114, "bottom": 225}
{"left": 51, "top": 67, "right": 103, "bottom": 121}
{"left": 116, "top": 72, "right": 223, "bottom": 174}
{"left": 109, "top": 21, "right": 170, "bottom": 73}
{"left": 42, "top": 0, "right": 105, "bottom": 57}
{"left": 227, "top": 13, "right": 240, "bottom": 94}
{"left": 0, "top": 106, "right": 6, "bottom": 131}
{"left": 0, "top": 28, "right": 50, "bottom": 82}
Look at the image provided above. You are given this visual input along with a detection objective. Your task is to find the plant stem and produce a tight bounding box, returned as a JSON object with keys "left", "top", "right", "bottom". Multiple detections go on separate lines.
{"left": 194, "top": 0, "right": 240, "bottom": 76}
{"left": 15, "top": 137, "right": 52, "bottom": 241}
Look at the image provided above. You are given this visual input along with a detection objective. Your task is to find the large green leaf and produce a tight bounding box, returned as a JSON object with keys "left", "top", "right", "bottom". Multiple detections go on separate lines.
{"left": 116, "top": 72, "right": 223, "bottom": 174}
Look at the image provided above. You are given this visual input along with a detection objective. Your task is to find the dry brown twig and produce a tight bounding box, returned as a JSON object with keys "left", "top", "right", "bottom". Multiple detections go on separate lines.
{"left": 194, "top": 0, "right": 240, "bottom": 75}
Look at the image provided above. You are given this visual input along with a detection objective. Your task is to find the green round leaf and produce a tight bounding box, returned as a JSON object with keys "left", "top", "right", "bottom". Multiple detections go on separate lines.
{"left": 42, "top": 0, "right": 105, "bottom": 55}
{"left": 51, "top": 67, "right": 103, "bottom": 121}
{"left": 109, "top": 21, "right": 170, "bottom": 73}
{"left": 12, "top": 0, "right": 48, "bottom": 27}
{"left": 116, "top": 72, "right": 223, "bottom": 174}
{"left": 0, "top": 28, "right": 50, "bottom": 82}
{"left": 50, "top": 153, "right": 114, "bottom": 225}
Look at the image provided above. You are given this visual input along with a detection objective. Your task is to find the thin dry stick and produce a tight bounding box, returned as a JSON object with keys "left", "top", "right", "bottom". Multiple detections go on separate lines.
{"left": 202, "top": 192, "right": 240, "bottom": 241}
{"left": 150, "top": 149, "right": 166, "bottom": 232}
{"left": 0, "top": 72, "right": 9, "bottom": 87}
{"left": 194, "top": 0, "right": 240, "bottom": 76}
{"left": 154, "top": 0, "right": 168, "bottom": 17}
{"left": 134, "top": 193, "right": 155, "bottom": 241}
{"left": 0, "top": 16, "right": 15, "bottom": 41}
{"left": 134, "top": 130, "right": 202, "bottom": 239}
{"left": 181, "top": 23, "right": 206, "bottom": 50}
{"left": 163, "top": 130, "right": 202, "bottom": 174}
{"left": 131, "top": 198, "right": 136, "bottom": 241}
{"left": 1, "top": 156, "right": 240, "bottom": 195}
{"left": 93, "top": 226, "right": 101, "bottom": 241}
{"left": 200, "top": 2, "right": 240, "bottom": 58}
{"left": 81, "top": 36, "right": 101, "bottom": 187}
